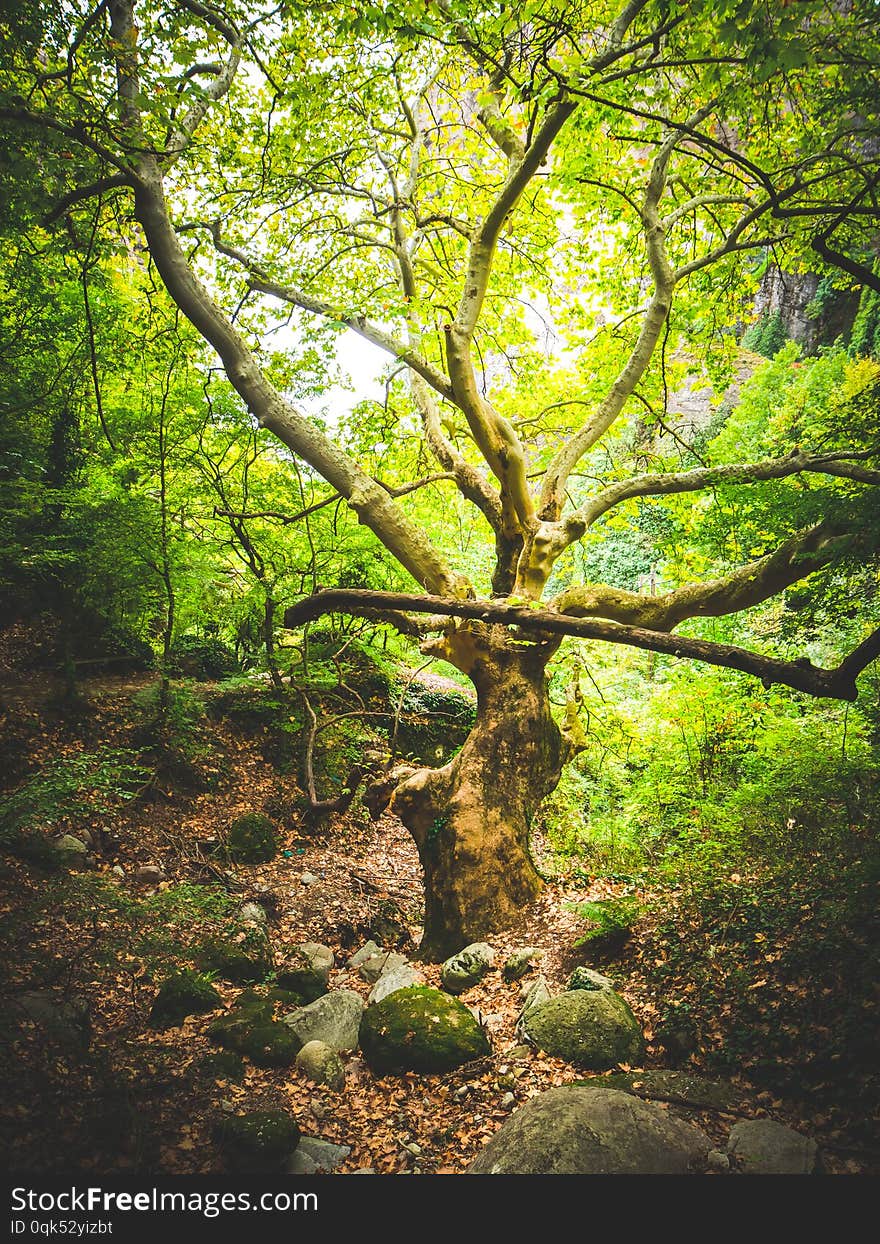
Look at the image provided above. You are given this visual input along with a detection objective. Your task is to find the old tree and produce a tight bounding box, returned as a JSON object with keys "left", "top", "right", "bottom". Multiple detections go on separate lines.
{"left": 3, "top": 0, "right": 880, "bottom": 956}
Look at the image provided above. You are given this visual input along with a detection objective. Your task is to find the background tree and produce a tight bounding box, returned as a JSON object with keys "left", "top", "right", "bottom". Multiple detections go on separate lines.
{"left": 3, "top": 0, "right": 879, "bottom": 957}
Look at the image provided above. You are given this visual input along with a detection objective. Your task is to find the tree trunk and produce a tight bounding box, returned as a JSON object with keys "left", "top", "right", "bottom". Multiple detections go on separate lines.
{"left": 376, "top": 626, "right": 565, "bottom": 961}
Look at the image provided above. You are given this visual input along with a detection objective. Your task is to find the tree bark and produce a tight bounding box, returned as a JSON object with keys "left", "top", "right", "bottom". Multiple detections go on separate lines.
{"left": 371, "top": 625, "right": 565, "bottom": 960}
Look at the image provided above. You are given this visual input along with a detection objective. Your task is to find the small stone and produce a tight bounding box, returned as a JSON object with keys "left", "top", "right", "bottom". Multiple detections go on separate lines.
{"left": 500, "top": 1092, "right": 516, "bottom": 1110}
{"left": 55, "top": 834, "right": 88, "bottom": 854}
{"left": 358, "top": 951, "right": 409, "bottom": 984}
{"left": 351, "top": 1168, "right": 376, "bottom": 1175}
{"left": 309, "top": 1098, "right": 327, "bottom": 1121}
{"left": 400, "top": 1140, "right": 422, "bottom": 1157}
{"left": 368, "top": 962, "right": 424, "bottom": 1005}
{"left": 440, "top": 942, "right": 495, "bottom": 995}
{"left": 707, "top": 1148, "right": 730, "bottom": 1172}
{"left": 287, "top": 1149, "right": 318, "bottom": 1175}
{"left": 567, "top": 967, "right": 614, "bottom": 992}
{"left": 238, "top": 901, "right": 268, "bottom": 926}
{"left": 300, "top": 871, "right": 319, "bottom": 886}
{"left": 133, "top": 864, "right": 166, "bottom": 885}
{"left": 503, "top": 948, "right": 542, "bottom": 982}
{"left": 297, "top": 1137, "right": 351, "bottom": 1171}
{"left": 347, "top": 941, "right": 381, "bottom": 968}
{"left": 111, "top": 865, "right": 125, "bottom": 879}
{"left": 727, "top": 1119, "right": 819, "bottom": 1174}
{"left": 295, "top": 1040, "right": 346, "bottom": 1091}
{"left": 453, "top": 1086, "right": 469, "bottom": 1102}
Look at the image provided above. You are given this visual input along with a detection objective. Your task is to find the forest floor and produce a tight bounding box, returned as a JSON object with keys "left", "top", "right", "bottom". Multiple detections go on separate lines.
{"left": 1, "top": 666, "right": 877, "bottom": 1176}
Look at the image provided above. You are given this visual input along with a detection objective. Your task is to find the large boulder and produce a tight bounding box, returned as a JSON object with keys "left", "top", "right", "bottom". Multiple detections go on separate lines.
{"left": 522, "top": 988, "right": 644, "bottom": 1069}
{"left": 727, "top": 1119, "right": 819, "bottom": 1174}
{"left": 440, "top": 943, "right": 495, "bottom": 994}
{"left": 469, "top": 1086, "right": 711, "bottom": 1174}
{"left": 359, "top": 985, "right": 491, "bottom": 1075}
{"left": 282, "top": 990, "right": 364, "bottom": 1052}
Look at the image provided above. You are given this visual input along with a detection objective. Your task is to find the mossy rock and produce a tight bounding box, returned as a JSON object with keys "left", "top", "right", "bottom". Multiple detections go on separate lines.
{"left": 267, "top": 987, "right": 305, "bottom": 1008}
{"left": 227, "top": 812, "right": 278, "bottom": 864}
{"left": 197, "top": 1050, "right": 246, "bottom": 1082}
{"left": 275, "top": 956, "right": 329, "bottom": 1005}
{"left": 215, "top": 1109, "right": 300, "bottom": 1173}
{"left": 359, "top": 985, "right": 490, "bottom": 1076}
{"left": 208, "top": 1011, "right": 300, "bottom": 1067}
{"left": 196, "top": 930, "right": 272, "bottom": 983}
{"left": 148, "top": 970, "right": 222, "bottom": 1029}
{"left": 231, "top": 989, "right": 274, "bottom": 1020}
{"left": 522, "top": 989, "right": 644, "bottom": 1070}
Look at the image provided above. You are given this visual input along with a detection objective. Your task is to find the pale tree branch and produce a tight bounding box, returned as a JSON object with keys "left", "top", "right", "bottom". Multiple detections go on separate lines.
{"left": 283, "top": 589, "right": 879, "bottom": 701}
{"left": 208, "top": 227, "right": 455, "bottom": 403}
{"left": 566, "top": 448, "right": 880, "bottom": 535}
{"left": 555, "top": 522, "right": 864, "bottom": 631}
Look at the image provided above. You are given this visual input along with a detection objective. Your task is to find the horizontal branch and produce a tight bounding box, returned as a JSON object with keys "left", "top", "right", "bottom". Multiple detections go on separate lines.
{"left": 282, "top": 589, "right": 879, "bottom": 700}
{"left": 568, "top": 449, "right": 880, "bottom": 532}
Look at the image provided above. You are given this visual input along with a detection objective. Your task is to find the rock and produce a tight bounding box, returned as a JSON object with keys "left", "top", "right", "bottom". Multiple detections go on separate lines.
{"left": 215, "top": 1109, "right": 300, "bottom": 1173}
{"left": 55, "top": 834, "right": 88, "bottom": 859}
{"left": 507, "top": 1044, "right": 533, "bottom": 1061}
{"left": 295, "top": 1137, "right": 351, "bottom": 1172}
{"left": 577, "top": 1069, "right": 742, "bottom": 1112}
{"left": 359, "top": 985, "right": 491, "bottom": 1075}
{"left": 500, "top": 1092, "right": 516, "bottom": 1110}
{"left": 351, "top": 1168, "right": 376, "bottom": 1175}
{"left": 283, "top": 989, "right": 364, "bottom": 1052}
{"left": 12, "top": 991, "right": 91, "bottom": 1051}
{"left": 358, "top": 950, "right": 409, "bottom": 984}
{"left": 110, "top": 865, "right": 125, "bottom": 879}
{"left": 133, "top": 864, "right": 166, "bottom": 885}
{"left": 208, "top": 995, "right": 300, "bottom": 1068}
{"left": 515, "top": 976, "right": 552, "bottom": 1035}
{"left": 503, "top": 948, "right": 542, "bottom": 982}
{"left": 287, "top": 1149, "right": 317, "bottom": 1175}
{"left": 196, "top": 928, "right": 272, "bottom": 984}
{"left": 300, "top": 871, "right": 319, "bottom": 886}
{"left": 227, "top": 813, "right": 278, "bottom": 864}
{"left": 348, "top": 940, "right": 381, "bottom": 968}
{"left": 469, "top": 1086, "right": 711, "bottom": 1174}
{"left": 522, "top": 989, "right": 644, "bottom": 1069}
{"left": 276, "top": 943, "right": 334, "bottom": 1004}
{"left": 148, "top": 970, "right": 222, "bottom": 1028}
{"left": 295, "top": 1040, "right": 346, "bottom": 1090}
{"left": 440, "top": 942, "right": 495, "bottom": 994}
{"left": 238, "top": 901, "right": 268, "bottom": 926}
{"left": 567, "top": 966, "right": 614, "bottom": 992}
{"left": 368, "top": 962, "right": 425, "bottom": 1005}
{"left": 707, "top": 1148, "right": 730, "bottom": 1172}
{"left": 197, "top": 1050, "right": 246, "bottom": 1081}
{"left": 727, "top": 1119, "right": 819, "bottom": 1174}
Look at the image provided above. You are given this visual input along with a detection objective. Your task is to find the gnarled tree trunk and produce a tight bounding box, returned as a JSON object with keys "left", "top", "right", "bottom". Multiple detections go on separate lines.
{"left": 371, "top": 624, "right": 566, "bottom": 961}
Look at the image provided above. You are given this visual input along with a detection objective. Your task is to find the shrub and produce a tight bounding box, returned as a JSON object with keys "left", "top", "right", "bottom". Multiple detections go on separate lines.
{"left": 167, "top": 635, "right": 239, "bottom": 680}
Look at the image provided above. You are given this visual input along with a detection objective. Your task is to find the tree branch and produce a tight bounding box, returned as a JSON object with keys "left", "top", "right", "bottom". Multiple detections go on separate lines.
{"left": 283, "top": 589, "right": 877, "bottom": 701}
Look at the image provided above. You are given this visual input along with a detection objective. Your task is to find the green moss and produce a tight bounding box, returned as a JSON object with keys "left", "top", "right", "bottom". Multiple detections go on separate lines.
{"left": 523, "top": 990, "right": 645, "bottom": 1070}
{"left": 196, "top": 930, "right": 272, "bottom": 983}
{"left": 359, "top": 985, "right": 490, "bottom": 1076}
{"left": 207, "top": 1009, "right": 300, "bottom": 1067}
{"left": 215, "top": 1109, "right": 300, "bottom": 1172}
{"left": 226, "top": 812, "right": 278, "bottom": 864}
{"left": 197, "top": 1050, "right": 246, "bottom": 1081}
{"left": 148, "top": 970, "right": 222, "bottom": 1029}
